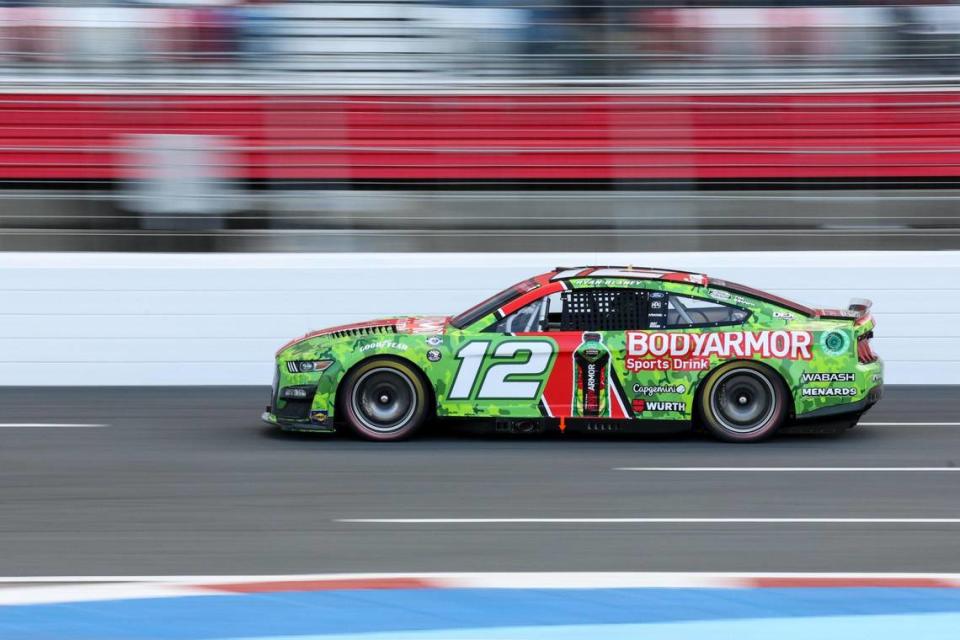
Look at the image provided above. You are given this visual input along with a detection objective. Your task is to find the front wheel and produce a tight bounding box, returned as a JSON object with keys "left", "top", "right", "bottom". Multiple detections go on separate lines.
{"left": 340, "top": 359, "right": 429, "bottom": 441}
{"left": 698, "top": 362, "right": 787, "bottom": 443}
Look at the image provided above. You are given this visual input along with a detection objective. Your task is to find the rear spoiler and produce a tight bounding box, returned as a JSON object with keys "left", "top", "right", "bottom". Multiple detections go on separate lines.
{"left": 848, "top": 298, "right": 873, "bottom": 318}
{"left": 816, "top": 298, "right": 873, "bottom": 321}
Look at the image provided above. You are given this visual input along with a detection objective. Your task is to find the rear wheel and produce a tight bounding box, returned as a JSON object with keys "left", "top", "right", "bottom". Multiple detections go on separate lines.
{"left": 340, "top": 359, "right": 428, "bottom": 441}
{"left": 699, "top": 361, "right": 787, "bottom": 443}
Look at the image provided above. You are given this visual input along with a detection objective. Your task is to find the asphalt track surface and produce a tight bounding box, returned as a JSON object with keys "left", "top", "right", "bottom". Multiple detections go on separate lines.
{"left": 0, "top": 385, "right": 958, "bottom": 577}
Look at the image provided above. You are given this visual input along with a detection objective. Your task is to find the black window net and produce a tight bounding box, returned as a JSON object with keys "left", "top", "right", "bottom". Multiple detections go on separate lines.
{"left": 560, "top": 289, "right": 646, "bottom": 331}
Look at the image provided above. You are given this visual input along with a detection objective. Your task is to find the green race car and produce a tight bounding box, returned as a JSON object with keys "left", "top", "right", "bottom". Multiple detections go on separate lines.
{"left": 263, "top": 266, "right": 882, "bottom": 442}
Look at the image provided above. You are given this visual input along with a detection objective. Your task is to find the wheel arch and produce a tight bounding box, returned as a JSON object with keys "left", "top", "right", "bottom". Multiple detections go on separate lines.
{"left": 692, "top": 359, "right": 795, "bottom": 424}
{"left": 334, "top": 354, "right": 437, "bottom": 424}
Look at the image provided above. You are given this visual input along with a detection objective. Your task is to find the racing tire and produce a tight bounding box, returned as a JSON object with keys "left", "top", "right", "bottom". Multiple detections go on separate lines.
{"left": 698, "top": 361, "right": 787, "bottom": 443}
{"left": 340, "top": 358, "right": 429, "bottom": 441}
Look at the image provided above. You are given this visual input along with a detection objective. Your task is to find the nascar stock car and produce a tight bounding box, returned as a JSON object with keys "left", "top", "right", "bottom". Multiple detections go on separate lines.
{"left": 262, "top": 266, "right": 883, "bottom": 443}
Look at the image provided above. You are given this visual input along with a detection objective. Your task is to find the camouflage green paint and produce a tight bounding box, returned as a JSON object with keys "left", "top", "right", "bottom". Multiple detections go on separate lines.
{"left": 265, "top": 276, "right": 882, "bottom": 431}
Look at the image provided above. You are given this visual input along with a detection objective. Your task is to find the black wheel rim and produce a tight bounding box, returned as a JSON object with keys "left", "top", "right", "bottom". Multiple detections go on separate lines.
{"left": 351, "top": 368, "right": 416, "bottom": 433}
{"left": 710, "top": 369, "right": 776, "bottom": 434}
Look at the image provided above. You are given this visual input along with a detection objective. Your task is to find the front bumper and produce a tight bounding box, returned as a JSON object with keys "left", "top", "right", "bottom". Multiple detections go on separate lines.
{"left": 264, "top": 368, "right": 334, "bottom": 432}
{"left": 261, "top": 409, "right": 336, "bottom": 433}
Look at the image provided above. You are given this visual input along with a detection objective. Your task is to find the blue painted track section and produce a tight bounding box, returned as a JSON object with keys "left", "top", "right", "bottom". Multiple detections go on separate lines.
{"left": 4, "top": 588, "right": 960, "bottom": 640}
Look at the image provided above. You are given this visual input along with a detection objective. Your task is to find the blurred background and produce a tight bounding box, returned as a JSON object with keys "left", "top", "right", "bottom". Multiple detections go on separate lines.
{"left": 3, "top": 4, "right": 960, "bottom": 621}
{"left": 0, "top": 0, "right": 958, "bottom": 252}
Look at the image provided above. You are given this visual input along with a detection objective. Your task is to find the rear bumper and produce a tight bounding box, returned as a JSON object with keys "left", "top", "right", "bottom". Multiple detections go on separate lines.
{"left": 795, "top": 383, "right": 883, "bottom": 422}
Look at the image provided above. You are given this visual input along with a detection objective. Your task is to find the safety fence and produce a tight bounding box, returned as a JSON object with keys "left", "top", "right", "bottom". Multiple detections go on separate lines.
{"left": 2, "top": 90, "right": 960, "bottom": 182}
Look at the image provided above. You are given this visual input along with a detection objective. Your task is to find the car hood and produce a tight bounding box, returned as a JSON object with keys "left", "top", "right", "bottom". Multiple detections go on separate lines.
{"left": 277, "top": 316, "right": 450, "bottom": 355}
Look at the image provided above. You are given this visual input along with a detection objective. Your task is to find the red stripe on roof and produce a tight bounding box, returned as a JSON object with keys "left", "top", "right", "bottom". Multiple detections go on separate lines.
{"left": 499, "top": 280, "right": 563, "bottom": 317}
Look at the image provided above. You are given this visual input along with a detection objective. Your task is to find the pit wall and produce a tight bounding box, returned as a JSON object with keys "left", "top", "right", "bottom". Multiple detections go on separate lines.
{"left": 0, "top": 251, "right": 951, "bottom": 385}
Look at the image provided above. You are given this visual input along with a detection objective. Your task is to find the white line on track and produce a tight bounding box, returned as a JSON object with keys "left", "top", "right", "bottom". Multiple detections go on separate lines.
{"left": 0, "top": 423, "right": 107, "bottom": 428}
{"left": 861, "top": 422, "right": 960, "bottom": 426}
{"left": 614, "top": 467, "right": 960, "bottom": 472}
{"left": 337, "top": 518, "right": 960, "bottom": 524}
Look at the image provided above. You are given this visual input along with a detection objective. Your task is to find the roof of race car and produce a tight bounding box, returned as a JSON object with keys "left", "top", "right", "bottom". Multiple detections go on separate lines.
{"left": 548, "top": 266, "right": 816, "bottom": 316}
{"left": 550, "top": 266, "right": 707, "bottom": 284}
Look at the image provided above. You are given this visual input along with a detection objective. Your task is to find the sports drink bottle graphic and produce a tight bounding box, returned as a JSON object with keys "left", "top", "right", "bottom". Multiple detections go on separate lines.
{"left": 573, "top": 332, "right": 610, "bottom": 417}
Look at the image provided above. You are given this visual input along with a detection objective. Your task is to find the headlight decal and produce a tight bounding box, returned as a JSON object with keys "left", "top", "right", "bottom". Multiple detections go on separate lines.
{"left": 286, "top": 360, "right": 334, "bottom": 374}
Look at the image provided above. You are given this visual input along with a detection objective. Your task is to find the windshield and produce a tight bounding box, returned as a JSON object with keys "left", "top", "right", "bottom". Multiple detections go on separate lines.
{"left": 449, "top": 278, "right": 540, "bottom": 329}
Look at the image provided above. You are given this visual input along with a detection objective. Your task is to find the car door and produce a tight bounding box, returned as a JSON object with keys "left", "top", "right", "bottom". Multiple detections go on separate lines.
{"left": 442, "top": 294, "right": 557, "bottom": 420}
{"left": 549, "top": 286, "right": 649, "bottom": 419}
{"left": 475, "top": 284, "right": 647, "bottom": 420}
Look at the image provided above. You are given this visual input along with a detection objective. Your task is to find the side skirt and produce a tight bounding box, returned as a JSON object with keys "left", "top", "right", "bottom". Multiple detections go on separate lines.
{"left": 446, "top": 417, "right": 692, "bottom": 436}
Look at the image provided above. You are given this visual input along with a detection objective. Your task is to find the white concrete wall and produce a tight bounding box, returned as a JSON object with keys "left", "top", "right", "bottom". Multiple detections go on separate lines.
{"left": 0, "top": 251, "right": 953, "bottom": 385}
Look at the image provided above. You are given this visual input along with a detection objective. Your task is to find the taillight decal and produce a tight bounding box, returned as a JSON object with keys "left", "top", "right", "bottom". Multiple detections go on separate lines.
{"left": 857, "top": 331, "right": 877, "bottom": 364}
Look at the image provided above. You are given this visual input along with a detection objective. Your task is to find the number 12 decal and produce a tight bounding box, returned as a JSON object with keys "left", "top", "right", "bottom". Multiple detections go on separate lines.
{"left": 449, "top": 340, "right": 554, "bottom": 400}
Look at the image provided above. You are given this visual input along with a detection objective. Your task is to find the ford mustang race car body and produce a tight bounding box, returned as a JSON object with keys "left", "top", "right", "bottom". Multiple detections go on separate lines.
{"left": 263, "top": 267, "right": 882, "bottom": 442}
